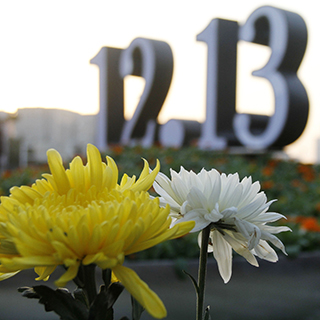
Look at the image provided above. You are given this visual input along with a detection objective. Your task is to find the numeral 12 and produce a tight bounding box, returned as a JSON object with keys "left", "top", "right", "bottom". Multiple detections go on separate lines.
{"left": 91, "top": 5, "right": 308, "bottom": 151}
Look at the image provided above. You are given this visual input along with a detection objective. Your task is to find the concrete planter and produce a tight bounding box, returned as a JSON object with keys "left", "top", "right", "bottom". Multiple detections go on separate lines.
{"left": 1, "top": 252, "right": 320, "bottom": 320}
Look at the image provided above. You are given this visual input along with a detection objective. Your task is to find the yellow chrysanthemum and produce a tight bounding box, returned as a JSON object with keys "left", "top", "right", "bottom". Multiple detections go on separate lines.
{"left": 0, "top": 144, "right": 194, "bottom": 319}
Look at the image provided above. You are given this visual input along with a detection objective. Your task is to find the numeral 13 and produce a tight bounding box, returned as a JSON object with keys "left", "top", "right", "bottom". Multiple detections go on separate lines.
{"left": 91, "top": 5, "right": 308, "bottom": 150}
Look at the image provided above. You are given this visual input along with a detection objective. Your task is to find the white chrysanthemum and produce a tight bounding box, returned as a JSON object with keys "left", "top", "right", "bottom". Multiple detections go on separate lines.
{"left": 153, "top": 167, "right": 291, "bottom": 283}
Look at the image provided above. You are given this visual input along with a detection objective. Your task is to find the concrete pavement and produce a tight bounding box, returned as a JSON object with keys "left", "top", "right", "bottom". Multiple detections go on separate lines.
{"left": 1, "top": 252, "right": 320, "bottom": 320}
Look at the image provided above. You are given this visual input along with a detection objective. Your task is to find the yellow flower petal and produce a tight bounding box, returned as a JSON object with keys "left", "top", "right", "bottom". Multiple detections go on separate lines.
{"left": 47, "top": 149, "right": 70, "bottom": 194}
{"left": 106, "top": 156, "right": 119, "bottom": 189}
{"left": 68, "top": 156, "right": 85, "bottom": 192}
{"left": 130, "top": 159, "right": 160, "bottom": 193}
{"left": 87, "top": 144, "right": 103, "bottom": 190}
{"left": 0, "top": 256, "right": 57, "bottom": 271}
{"left": 111, "top": 271, "right": 119, "bottom": 283}
{"left": 113, "top": 265, "right": 167, "bottom": 319}
{"left": 35, "top": 266, "right": 57, "bottom": 281}
{"left": 125, "top": 220, "right": 194, "bottom": 255}
{"left": 9, "top": 187, "right": 35, "bottom": 204}
{"left": 0, "top": 271, "right": 20, "bottom": 280}
{"left": 55, "top": 260, "right": 80, "bottom": 287}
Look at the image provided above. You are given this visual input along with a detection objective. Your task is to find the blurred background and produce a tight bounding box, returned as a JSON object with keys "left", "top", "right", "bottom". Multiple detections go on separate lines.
{"left": 0, "top": 0, "right": 319, "bottom": 164}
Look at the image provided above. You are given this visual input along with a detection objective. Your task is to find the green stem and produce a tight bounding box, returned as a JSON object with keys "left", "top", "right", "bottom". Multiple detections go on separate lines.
{"left": 82, "top": 264, "right": 97, "bottom": 306}
{"left": 73, "top": 265, "right": 85, "bottom": 288}
{"left": 197, "top": 225, "right": 211, "bottom": 320}
{"left": 102, "top": 269, "right": 112, "bottom": 288}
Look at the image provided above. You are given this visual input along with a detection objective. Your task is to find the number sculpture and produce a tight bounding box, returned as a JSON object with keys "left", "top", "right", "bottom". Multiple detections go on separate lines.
{"left": 91, "top": 6, "right": 309, "bottom": 151}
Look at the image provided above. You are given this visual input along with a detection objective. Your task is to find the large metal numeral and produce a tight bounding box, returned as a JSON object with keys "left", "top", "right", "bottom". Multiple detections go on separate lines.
{"left": 91, "top": 6, "right": 308, "bottom": 151}
{"left": 197, "top": 19, "right": 239, "bottom": 149}
{"left": 119, "top": 38, "right": 173, "bottom": 147}
{"left": 91, "top": 39, "right": 173, "bottom": 149}
{"left": 90, "top": 47, "right": 125, "bottom": 150}
{"left": 233, "top": 6, "right": 309, "bottom": 149}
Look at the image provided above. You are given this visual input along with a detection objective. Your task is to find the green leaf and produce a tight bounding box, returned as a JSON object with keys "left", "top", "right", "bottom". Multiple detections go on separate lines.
{"left": 131, "top": 295, "right": 145, "bottom": 320}
{"left": 88, "top": 282, "right": 124, "bottom": 320}
{"left": 88, "top": 294, "right": 113, "bottom": 320}
{"left": 73, "top": 288, "right": 89, "bottom": 308}
{"left": 18, "top": 286, "right": 40, "bottom": 299}
{"left": 106, "top": 283, "right": 125, "bottom": 309}
{"left": 32, "top": 285, "right": 89, "bottom": 320}
{"left": 183, "top": 270, "right": 199, "bottom": 295}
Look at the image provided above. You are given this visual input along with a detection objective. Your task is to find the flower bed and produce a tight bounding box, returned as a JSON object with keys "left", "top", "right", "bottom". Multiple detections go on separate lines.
{"left": 1, "top": 146, "right": 319, "bottom": 258}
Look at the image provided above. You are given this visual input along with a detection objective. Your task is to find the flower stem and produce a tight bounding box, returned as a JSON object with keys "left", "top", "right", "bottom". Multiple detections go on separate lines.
{"left": 197, "top": 225, "right": 210, "bottom": 320}
{"left": 82, "top": 264, "right": 97, "bottom": 306}
{"left": 102, "top": 269, "right": 112, "bottom": 288}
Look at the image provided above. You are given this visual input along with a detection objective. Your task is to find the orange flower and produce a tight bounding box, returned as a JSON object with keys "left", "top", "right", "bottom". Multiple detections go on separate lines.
{"left": 302, "top": 218, "right": 320, "bottom": 232}
{"left": 291, "top": 179, "right": 307, "bottom": 192}
{"left": 297, "top": 164, "right": 315, "bottom": 182}
{"left": 262, "top": 166, "right": 274, "bottom": 177}
{"left": 164, "top": 156, "right": 174, "bottom": 164}
{"left": 267, "top": 159, "right": 279, "bottom": 168}
{"left": 111, "top": 144, "right": 124, "bottom": 155}
{"left": 295, "top": 216, "right": 320, "bottom": 232}
{"left": 261, "top": 180, "right": 274, "bottom": 190}
{"left": 1, "top": 170, "right": 12, "bottom": 179}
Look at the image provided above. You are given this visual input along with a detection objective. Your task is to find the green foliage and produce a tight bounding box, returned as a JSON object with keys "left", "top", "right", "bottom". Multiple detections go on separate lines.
{"left": 1, "top": 146, "right": 320, "bottom": 259}
{"left": 19, "top": 282, "right": 124, "bottom": 320}
{"left": 0, "top": 164, "right": 48, "bottom": 196}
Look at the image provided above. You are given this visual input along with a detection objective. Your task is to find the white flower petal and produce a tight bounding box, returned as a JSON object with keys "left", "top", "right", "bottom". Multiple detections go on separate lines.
{"left": 234, "top": 217, "right": 250, "bottom": 238}
{"left": 222, "top": 184, "right": 243, "bottom": 209}
{"left": 181, "top": 200, "right": 193, "bottom": 216}
{"left": 154, "top": 170, "right": 172, "bottom": 190}
{"left": 205, "top": 209, "right": 223, "bottom": 223}
{"left": 204, "top": 169, "right": 220, "bottom": 198}
{"left": 252, "top": 211, "right": 286, "bottom": 223}
{"left": 211, "top": 231, "right": 233, "bottom": 283}
{"left": 171, "top": 176, "right": 190, "bottom": 204}
{"left": 260, "top": 225, "right": 292, "bottom": 234}
{"left": 177, "top": 166, "right": 190, "bottom": 180}
{"left": 198, "top": 169, "right": 211, "bottom": 193}
{"left": 253, "top": 240, "right": 278, "bottom": 262}
{"left": 198, "top": 231, "right": 213, "bottom": 253}
{"left": 188, "top": 170, "right": 204, "bottom": 192}
{"left": 237, "top": 179, "right": 261, "bottom": 208}
{"left": 153, "top": 171, "right": 177, "bottom": 197}
{"left": 233, "top": 218, "right": 261, "bottom": 250}
{"left": 158, "top": 197, "right": 181, "bottom": 214}
{"left": 187, "top": 187, "right": 209, "bottom": 209}
{"left": 237, "top": 193, "right": 269, "bottom": 220}
{"left": 207, "top": 191, "right": 220, "bottom": 211}
{"left": 153, "top": 174, "right": 182, "bottom": 207}
{"left": 219, "top": 174, "right": 240, "bottom": 209}
{"left": 222, "top": 231, "right": 258, "bottom": 267}
{"left": 221, "top": 207, "right": 237, "bottom": 219}
{"left": 174, "top": 209, "right": 210, "bottom": 233}
{"left": 261, "top": 230, "right": 287, "bottom": 255}
{"left": 247, "top": 225, "right": 261, "bottom": 250}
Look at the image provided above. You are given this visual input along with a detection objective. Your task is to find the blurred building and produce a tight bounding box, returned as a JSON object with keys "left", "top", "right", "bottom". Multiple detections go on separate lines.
{"left": 0, "top": 108, "right": 96, "bottom": 169}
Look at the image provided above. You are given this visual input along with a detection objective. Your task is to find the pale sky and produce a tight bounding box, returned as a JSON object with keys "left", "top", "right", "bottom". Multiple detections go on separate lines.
{"left": 0, "top": 0, "right": 319, "bottom": 162}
